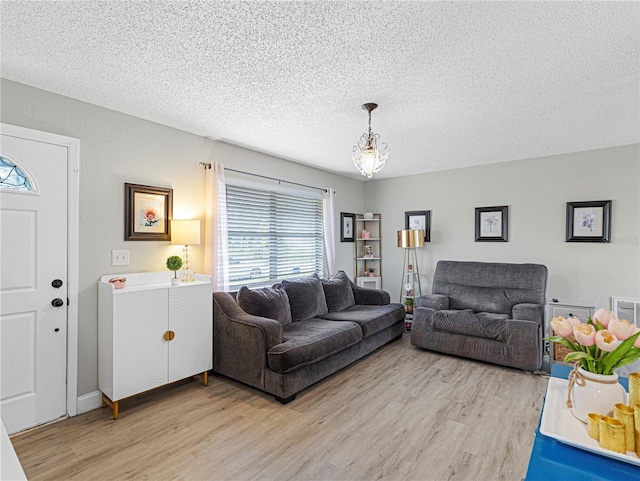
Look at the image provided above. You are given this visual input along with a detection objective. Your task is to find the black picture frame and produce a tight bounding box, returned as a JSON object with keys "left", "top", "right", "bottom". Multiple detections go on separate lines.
{"left": 125, "top": 183, "right": 173, "bottom": 241}
{"left": 404, "top": 210, "right": 431, "bottom": 242}
{"left": 475, "top": 205, "right": 508, "bottom": 242}
{"left": 566, "top": 200, "right": 611, "bottom": 243}
{"left": 340, "top": 212, "right": 355, "bottom": 242}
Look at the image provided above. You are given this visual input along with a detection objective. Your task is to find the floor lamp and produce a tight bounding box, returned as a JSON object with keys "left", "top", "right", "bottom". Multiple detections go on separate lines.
{"left": 397, "top": 229, "right": 425, "bottom": 304}
{"left": 171, "top": 220, "right": 201, "bottom": 282}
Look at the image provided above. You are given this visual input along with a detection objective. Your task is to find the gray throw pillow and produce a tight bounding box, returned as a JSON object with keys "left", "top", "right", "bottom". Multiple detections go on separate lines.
{"left": 281, "top": 273, "right": 329, "bottom": 322}
{"left": 237, "top": 286, "right": 292, "bottom": 325}
{"left": 320, "top": 271, "right": 356, "bottom": 312}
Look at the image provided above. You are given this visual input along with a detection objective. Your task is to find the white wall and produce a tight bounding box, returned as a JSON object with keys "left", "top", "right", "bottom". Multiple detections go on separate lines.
{"left": 3, "top": 77, "right": 638, "bottom": 399}
{"left": 0, "top": 79, "right": 363, "bottom": 397}
{"left": 365, "top": 144, "right": 640, "bottom": 309}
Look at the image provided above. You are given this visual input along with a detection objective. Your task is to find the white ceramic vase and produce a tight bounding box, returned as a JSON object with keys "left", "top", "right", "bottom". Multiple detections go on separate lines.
{"left": 570, "top": 367, "right": 627, "bottom": 423}
{"left": 363, "top": 212, "right": 373, "bottom": 220}
{"left": 171, "top": 277, "right": 180, "bottom": 286}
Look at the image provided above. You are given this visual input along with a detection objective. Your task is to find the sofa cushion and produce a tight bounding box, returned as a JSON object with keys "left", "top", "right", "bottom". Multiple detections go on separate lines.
{"left": 281, "top": 273, "right": 329, "bottom": 322}
{"left": 267, "top": 319, "right": 362, "bottom": 373}
{"left": 432, "top": 309, "right": 509, "bottom": 340}
{"left": 316, "top": 303, "right": 405, "bottom": 338}
{"left": 237, "top": 286, "right": 292, "bottom": 325}
{"left": 320, "top": 271, "right": 355, "bottom": 312}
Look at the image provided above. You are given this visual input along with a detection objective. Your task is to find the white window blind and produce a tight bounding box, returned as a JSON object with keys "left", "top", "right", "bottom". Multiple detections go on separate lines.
{"left": 226, "top": 184, "right": 324, "bottom": 290}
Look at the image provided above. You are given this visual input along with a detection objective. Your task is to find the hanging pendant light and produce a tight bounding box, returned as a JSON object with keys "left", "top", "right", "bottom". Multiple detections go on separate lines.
{"left": 352, "top": 103, "right": 389, "bottom": 178}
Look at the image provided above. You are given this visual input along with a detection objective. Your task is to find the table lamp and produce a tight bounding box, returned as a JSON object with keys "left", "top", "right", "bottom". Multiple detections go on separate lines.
{"left": 171, "top": 219, "right": 201, "bottom": 282}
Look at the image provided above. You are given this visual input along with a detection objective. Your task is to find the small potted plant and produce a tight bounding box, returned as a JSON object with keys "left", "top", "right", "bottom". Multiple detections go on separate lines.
{"left": 166, "top": 255, "right": 183, "bottom": 285}
{"left": 404, "top": 297, "right": 414, "bottom": 314}
{"left": 367, "top": 267, "right": 375, "bottom": 277}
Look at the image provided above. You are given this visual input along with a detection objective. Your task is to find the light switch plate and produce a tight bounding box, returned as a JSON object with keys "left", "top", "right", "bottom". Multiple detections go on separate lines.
{"left": 111, "top": 250, "right": 130, "bottom": 266}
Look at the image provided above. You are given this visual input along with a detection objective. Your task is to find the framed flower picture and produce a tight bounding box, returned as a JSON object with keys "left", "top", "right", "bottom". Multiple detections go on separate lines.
{"left": 124, "top": 183, "right": 173, "bottom": 241}
{"left": 475, "top": 205, "right": 508, "bottom": 242}
{"left": 340, "top": 212, "right": 355, "bottom": 242}
{"left": 566, "top": 200, "right": 611, "bottom": 243}
{"left": 405, "top": 210, "right": 431, "bottom": 242}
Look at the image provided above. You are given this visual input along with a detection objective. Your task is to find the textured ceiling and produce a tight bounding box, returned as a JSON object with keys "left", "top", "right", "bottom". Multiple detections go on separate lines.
{"left": 1, "top": 1, "right": 639, "bottom": 180}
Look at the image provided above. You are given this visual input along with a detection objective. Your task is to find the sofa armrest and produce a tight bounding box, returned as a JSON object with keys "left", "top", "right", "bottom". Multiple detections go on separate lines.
{"left": 512, "top": 303, "right": 544, "bottom": 324}
{"left": 417, "top": 294, "right": 449, "bottom": 310}
{"left": 349, "top": 281, "right": 390, "bottom": 305}
{"left": 213, "top": 292, "right": 283, "bottom": 389}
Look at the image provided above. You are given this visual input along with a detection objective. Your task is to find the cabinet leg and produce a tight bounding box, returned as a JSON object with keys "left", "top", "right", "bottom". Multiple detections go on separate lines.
{"left": 101, "top": 393, "right": 119, "bottom": 420}
{"left": 203, "top": 371, "right": 209, "bottom": 386}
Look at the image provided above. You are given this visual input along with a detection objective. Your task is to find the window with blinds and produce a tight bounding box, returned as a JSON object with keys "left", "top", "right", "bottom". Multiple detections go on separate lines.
{"left": 226, "top": 184, "right": 324, "bottom": 290}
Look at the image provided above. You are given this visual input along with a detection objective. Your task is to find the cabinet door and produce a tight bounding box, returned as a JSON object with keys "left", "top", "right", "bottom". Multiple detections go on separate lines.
{"left": 168, "top": 284, "right": 212, "bottom": 383}
{"left": 112, "top": 288, "right": 168, "bottom": 400}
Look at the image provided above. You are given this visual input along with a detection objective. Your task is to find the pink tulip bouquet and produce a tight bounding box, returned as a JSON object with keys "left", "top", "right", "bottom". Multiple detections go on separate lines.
{"left": 547, "top": 308, "right": 640, "bottom": 375}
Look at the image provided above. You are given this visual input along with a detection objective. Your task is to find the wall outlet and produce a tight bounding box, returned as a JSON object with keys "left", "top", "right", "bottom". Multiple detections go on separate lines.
{"left": 111, "top": 250, "right": 130, "bottom": 266}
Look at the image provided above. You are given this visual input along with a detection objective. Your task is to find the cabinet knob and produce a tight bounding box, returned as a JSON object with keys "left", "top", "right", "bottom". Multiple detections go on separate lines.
{"left": 163, "top": 330, "right": 175, "bottom": 341}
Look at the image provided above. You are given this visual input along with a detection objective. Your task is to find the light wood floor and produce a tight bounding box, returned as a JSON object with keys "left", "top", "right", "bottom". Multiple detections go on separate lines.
{"left": 11, "top": 334, "right": 548, "bottom": 481}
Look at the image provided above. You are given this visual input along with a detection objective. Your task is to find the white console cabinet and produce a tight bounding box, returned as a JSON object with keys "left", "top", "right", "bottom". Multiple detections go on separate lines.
{"left": 98, "top": 272, "right": 212, "bottom": 418}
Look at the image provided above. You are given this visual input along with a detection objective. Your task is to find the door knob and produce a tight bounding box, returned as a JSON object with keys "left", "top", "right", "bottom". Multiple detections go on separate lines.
{"left": 52, "top": 279, "right": 63, "bottom": 288}
{"left": 51, "top": 298, "right": 64, "bottom": 307}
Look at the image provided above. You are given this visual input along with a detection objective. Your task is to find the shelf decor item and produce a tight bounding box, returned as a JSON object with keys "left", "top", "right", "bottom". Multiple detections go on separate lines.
{"left": 166, "top": 255, "right": 183, "bottom": 286}
{"left": 546, "top": 308, "right": 640, "bottom": 423}
{"left": 124, "top": 183, "right": 173, "bottom": 241}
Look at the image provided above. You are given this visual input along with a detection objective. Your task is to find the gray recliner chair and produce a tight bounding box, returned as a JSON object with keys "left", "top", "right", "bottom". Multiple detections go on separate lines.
{"left": 410, "top": 260, "right": 548, "bottom": 371}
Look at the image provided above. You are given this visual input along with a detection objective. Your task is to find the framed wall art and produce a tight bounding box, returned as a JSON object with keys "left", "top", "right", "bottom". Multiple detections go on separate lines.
{"left": 340, "top": 212, "right": 355, "bottom": 242}
{"left": 475, "top": 205, "right": 508, "bottom": 242}
{"left": 566, "top": 200, "right": 611, "bottom": 243}
{"left": 124, "top": 183, "right": 173, "bottom": 241}
{"left": 405, "top": 210, "right": 431, "bottom": 242}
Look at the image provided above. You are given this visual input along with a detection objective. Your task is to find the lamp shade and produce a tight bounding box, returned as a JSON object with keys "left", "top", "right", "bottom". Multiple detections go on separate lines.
{"left": 397, "top": 229, "right": 425, "bottom": 248}
{"left": 171, "top": 220, "right": 201, "bottom": 245}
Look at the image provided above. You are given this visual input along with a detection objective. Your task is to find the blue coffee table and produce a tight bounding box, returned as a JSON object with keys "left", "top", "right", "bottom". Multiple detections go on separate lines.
{"left": 525, "top": 364, "right": 638, "bottom": 480}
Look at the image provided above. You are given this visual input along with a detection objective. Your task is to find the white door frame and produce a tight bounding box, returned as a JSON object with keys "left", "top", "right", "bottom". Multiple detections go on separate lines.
{"left": 1, "top": 123, "right": 79, "bottom": 418}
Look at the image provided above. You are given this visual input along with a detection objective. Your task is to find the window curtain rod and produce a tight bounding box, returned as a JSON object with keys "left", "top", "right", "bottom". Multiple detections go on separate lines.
{"left": 199, "top": 163, "right": 328, "bottom": 193}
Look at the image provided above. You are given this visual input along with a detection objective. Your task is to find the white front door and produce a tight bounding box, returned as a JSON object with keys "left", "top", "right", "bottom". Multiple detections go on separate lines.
{"left": 0, "top": 133, "right": 68, "bottom": 434}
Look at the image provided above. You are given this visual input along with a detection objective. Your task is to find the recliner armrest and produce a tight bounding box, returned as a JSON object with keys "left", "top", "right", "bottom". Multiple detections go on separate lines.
{"left": 349, "top": 281, "right": 390, "bottom": 305}
{"left": 512, "top": 303, "right": 544, "bottom": 324}
{"left": 417, "top": 294, "right": 449, "bottom": 310}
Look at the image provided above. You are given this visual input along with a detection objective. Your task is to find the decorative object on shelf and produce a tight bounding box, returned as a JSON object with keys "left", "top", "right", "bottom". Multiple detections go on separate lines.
{"left": 171, "top": 220, "right": 200, "bottom": 282}
{"left": 166, "top": 255, "right": 183, "bottom": 286}
{"left": 363, "top": 245, "right": 373, "bottom": 258}
{"left": 546, "top": 309, "right": 640, "bottom": 423}
{"left": 363, "top": 212, "right": 374, "bottom": 220}
{"left": 108, "top": 277, "right": 126, "bottom": 289}
{"left": 367, "top": 267, "right": 375, "bottom": 277}
{"left": 404, "top": 297, "right": 414, "bottom": 314}
{"left": 566, "top": 200, "right": 612, "bottom": 243}
{"left": 361, "top": 229, "right": 371, "bottom": 239}
{"left": 475, "top": 205, "right": 508, "bottom": 242}
{"left": 124, "top": 183, "right": 173, "bottom": 241}
{"left": 351, "top": 103, "right": 389, "bottom": 179}
{"left": 340, "top": 212, "right": 355, "bottom": 242}
{"left": 405, "top": 210, "right": 431, "bottom": 242}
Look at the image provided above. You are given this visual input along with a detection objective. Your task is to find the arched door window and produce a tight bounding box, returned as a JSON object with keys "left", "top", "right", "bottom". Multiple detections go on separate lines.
{"left": 0, "top": 156, "right": 33, "bottom": 191}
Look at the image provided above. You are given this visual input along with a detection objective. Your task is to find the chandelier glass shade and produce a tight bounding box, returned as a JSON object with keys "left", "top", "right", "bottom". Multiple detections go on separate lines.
{"left": 352, "top": 103, "right": 389, "bottom": 178}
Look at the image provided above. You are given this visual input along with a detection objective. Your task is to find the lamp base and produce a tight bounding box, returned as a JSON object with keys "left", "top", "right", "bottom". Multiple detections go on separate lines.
{"left": 180, "top": 270, "right": 195, "bottom": 282}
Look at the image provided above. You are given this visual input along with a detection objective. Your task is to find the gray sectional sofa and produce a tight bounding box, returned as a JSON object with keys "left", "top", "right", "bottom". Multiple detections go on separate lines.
{"left": 212, "top": 271, "right": 405, "bottom": 403}
{"left": 410, "top": 260, "right": 548, "bottom": 371}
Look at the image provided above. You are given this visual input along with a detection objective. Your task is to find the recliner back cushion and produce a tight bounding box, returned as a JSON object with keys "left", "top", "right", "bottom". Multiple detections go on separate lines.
{"left": 320, "top": 271, "right": 355, "bottom": 312}
{"left": 432, "top": 261, "right": 547, "bottom": 313}
{"left": 237, "top": 286, "right": 292, "bottom": 325}
{"left": 282, "top": 273, "right": 329, "bottom": 322}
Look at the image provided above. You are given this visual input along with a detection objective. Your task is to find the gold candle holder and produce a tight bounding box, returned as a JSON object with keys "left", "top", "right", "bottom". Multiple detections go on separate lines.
{"left": 599, "top": 416, "right": 626, "bottom": 454}
{"left": 629, "top": 373, "right": 640, "bottom": 408}
{"left": 587, "top": 413, "right": 601, "bottom": 441}
{"left": 614, "top": 403, "right": 634, "bottom": 453}
{"left": 634, "top": 404, "right": 640, "bottom": 457}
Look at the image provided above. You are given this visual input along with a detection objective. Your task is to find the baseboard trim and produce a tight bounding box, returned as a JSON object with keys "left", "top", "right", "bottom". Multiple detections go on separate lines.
{"left": 76, "top": 391, "right": 102, "bottom": 414}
